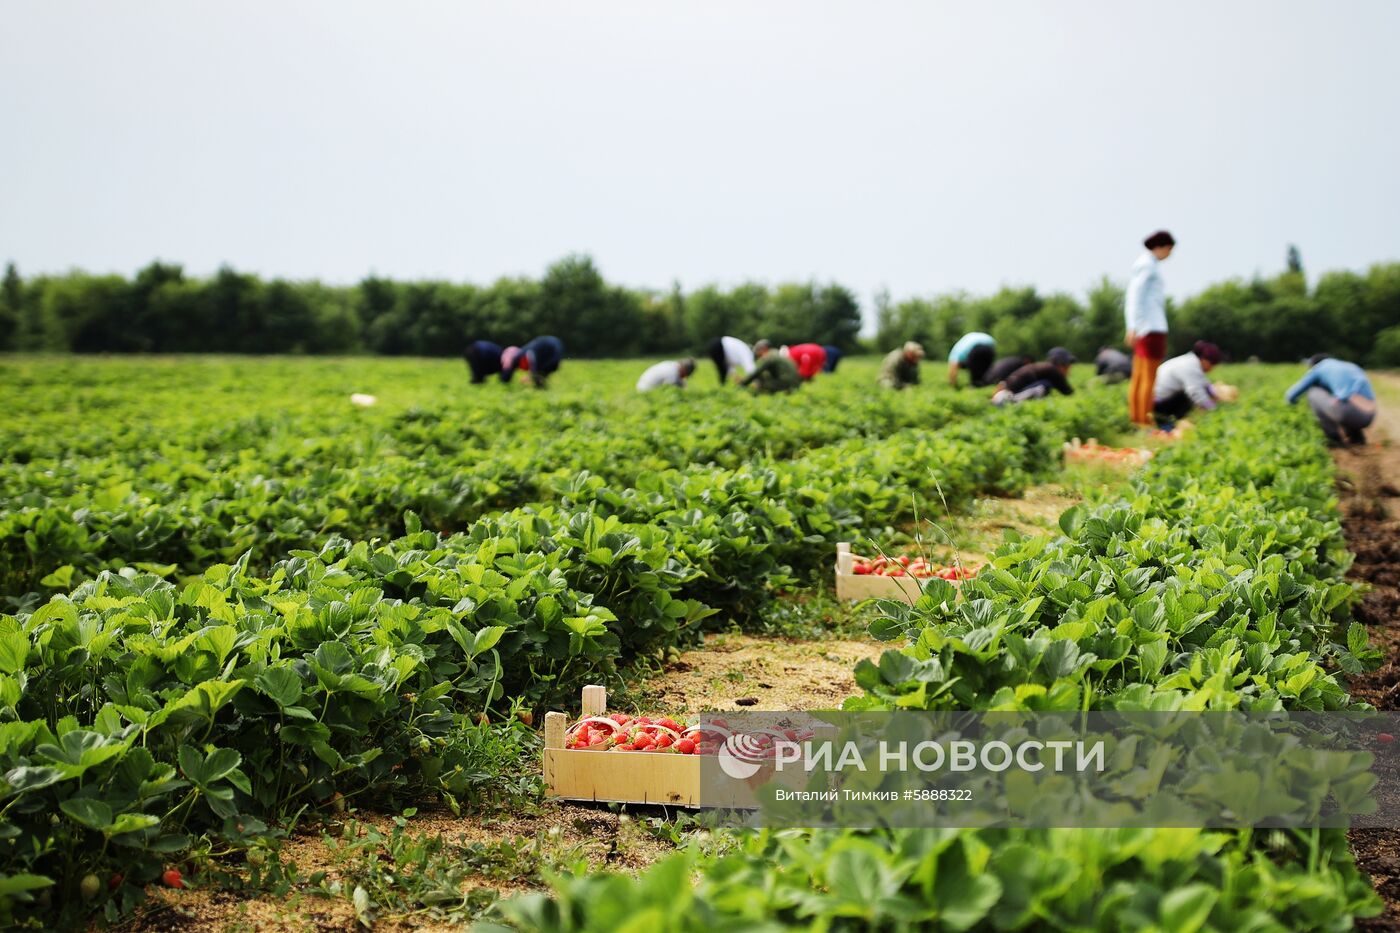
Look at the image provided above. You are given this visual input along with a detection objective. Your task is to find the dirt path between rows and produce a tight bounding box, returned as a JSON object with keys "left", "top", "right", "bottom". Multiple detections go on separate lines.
{"left": 1337, "top": 374, "right": 1400, "bottom": 930}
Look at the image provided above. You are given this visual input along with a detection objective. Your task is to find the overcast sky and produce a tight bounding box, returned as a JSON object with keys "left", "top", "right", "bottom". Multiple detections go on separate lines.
{"left": 3, "top": 1, "right": 1398, "bottom": 324}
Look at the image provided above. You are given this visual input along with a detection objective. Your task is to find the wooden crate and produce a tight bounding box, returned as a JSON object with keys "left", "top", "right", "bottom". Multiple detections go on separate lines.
{"left": 543, "top": 685, "right": 702, "bottom": 807}
{"left": 834, "top": 542, "right": 931, "bottom": 604}
{"left": 1062, "top": 437, "right": 1153, "bottom": 468}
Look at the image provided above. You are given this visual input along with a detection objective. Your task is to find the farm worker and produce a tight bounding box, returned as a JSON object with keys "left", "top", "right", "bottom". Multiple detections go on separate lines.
{"left": 947, "top": 332, "right": 996, "bottom": 388}
{"left": 463, "top": 340, "right": 503, "bottom": 384}
{"left": 636, "top": 358, "right": 697, "bottom": 392}
{"left": 1153, "top": 340, "right": 1226, "bottom": 428}
{"left": 821, "top": 345, "right": 843, "bottom": 373}
{"left": 1125, "top": 230, "right": 1176, "bottom": 426}
{"left": 502, "top": 335, "right": 564, "bottom": 388}
{"left": 983, "top": 354, "right": 1034, "bottom": 388}
{"left": 787, "top": 343, "right": 828, "bottom": 381}
{"left": 991, "top": 347, "right": 1077, "bottom": 406}
{"left": 1095, "top": 346, "right": 1133, "bottom": 384}
{"left": 1285, "top": 354, "right": 1377, "bottom": 447}
{"left": 704, "top": 336, "right": 757, "bottom": 386}
{"left": 742, "top": 340, "right": 802, "bottom": 394}
{"left": 878, "top": 341, "right": 924, "bottom": 390}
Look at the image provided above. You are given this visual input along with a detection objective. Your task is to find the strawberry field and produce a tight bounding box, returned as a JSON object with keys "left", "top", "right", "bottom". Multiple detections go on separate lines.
{"left": 0, "top": 355, "right": 1388, "bottom": 930}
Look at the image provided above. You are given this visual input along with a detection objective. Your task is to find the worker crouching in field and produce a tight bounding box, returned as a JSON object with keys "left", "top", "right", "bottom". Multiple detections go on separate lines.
{"left": 948, "top": 331, "right": 997, "bottom": 388}
{"left": 464, "top": 340, "right": 503, "bottom": 384}
{"left": 878, "top": 342, "right": 925, "bottom": 389}
{"left": 1285, "top": 354, "right": 1377, "bottom": 447}
{"left": 704, "top": 335, "right": 756, "bottom": 386}
{"left": 821, "top": 345, "right": 842, "bottom": 373}
{"left": 1095, "top": 346, "right": 1133, "bottom": 384}
{"left": 1152, "top": 341, "right": 1230, "bottom": 429}
{"left": 983, "top": 354, "right": 1034, "bottom": 388}
{"left": 786, "top": 343, "right": 828, "bottom": 381}
{"left": 501, "top": 336, "right": 565, "bottom": 388}
{"left": 992, "top": 347, "right": 1076, "bottom": 406}
{"left": 742, "top": 340, "right": 802, "bottom": 394}
{"left": 637, "top": 357, "right": 696, "bottom": 392}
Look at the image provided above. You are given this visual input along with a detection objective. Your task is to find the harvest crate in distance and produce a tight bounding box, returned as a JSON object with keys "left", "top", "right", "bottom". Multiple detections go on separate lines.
{"left": 834, "top": 542, "right": 927, "bottom": 604}
{"left": 1062, "top": 438, "right": 1153, "bottom": 469}
{"left": 543, "top": 685, "right": 701, "bottom": 807}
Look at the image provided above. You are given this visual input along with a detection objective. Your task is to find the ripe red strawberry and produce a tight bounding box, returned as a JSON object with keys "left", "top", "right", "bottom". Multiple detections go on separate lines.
{"left": 162, "top": 868, "right": 184, "bottom": 889}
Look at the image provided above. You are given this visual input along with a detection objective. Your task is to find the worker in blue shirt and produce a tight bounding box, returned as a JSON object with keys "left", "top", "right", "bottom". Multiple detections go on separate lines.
{"left": 821, "top": 345, "right": 843, "bottom": 373}
{"left": 502, "top": 336, "right": 565, "bottom": 388}
{"left": 947, "top": 332, "right": 996, "bottom": 388}
{"left": 1285, "top": 354, "right": 1377, "bottom": 447}
{"left": 464, "top": 340, "right": 503, "bottom": 384}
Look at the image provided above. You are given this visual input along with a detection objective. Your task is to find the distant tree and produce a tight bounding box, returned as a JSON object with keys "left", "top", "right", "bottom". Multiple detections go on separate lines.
{"left": 539, "top": 254, "right": 628, "bottom": 354}
{"left": 1287, "top": 244, "right": 1303, "bottom": 276}
{"left": 764, "top": 283, "right": 818, "bottom": 346}
{"left": 684, "top": 284, "right": 765, "bottom": 346}
{"left": 127, "top": 261, "right": 185, "bottom": 351}
{"left": 355, "top": 275, "right": 399, "bottom": 332}
{"left": 811, "top": 284, "right": 862, "bottom": 351}
{"left": 636, "top": 283, "right": 688, "bottom": 354}
{"left": 0, "top": 262, "right": 19, "bottom": 351}
{"left": 206, "top": 266, "right": 267, "bottom": 353}
{"left": 1081, "top": 277, "right": 1126, "bottom": 356}
{"left": 872, "top": 286, "right": 893, "bottom": 346}
{"left": 1311, "top": 270, "right": 1368, "bottom": 361}
{"left": 476, "top": 277, "right": 543, "bottom": 345}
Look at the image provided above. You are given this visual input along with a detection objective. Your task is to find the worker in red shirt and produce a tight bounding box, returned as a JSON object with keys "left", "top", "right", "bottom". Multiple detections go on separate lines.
{"left": 786, "top": 343, "right": 828, "bottom": 381}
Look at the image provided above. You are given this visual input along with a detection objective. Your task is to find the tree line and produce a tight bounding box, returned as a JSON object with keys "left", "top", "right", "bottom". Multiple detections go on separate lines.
{"left": 0, "top": 255, "right": 861, "bottom": 358}
{"left": 1, "top": 252, "right": 1397, "bottom": 363}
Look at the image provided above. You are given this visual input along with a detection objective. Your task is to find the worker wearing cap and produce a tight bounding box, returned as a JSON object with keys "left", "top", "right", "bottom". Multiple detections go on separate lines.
{"left": 637, "top": 358, "right": 697, "bottom": 392}
{"left": 741, "top": 339, "right": 802, "bottom": 393}
{"left": 703, "top": 336, "right": 757, "bottom": 386}
{"left": 464, "top": 340, "right": 503, "bottom": 384}
{"left": 947, "top": 332, "right": 997, "bottom": 388}
{"left": 787, "top": 343, "right": 829, "bottom": 381}
{"left": 992, "top": 348, "right": 1077, "bottom": 406}
{"left": 1153, "top": 340, "right": 1226, "bottom": 428}
{"left": 1285, "top": 354, "right": 1377, "bottom": 447}
{"left": 501, "top": 335, "right": 565, "bottom": 388}
{"left": 1125, "top": 230, "right": 1176, "bottom": 425}
{"left": 879, "top": 342, "right": 925, "bottom": 390}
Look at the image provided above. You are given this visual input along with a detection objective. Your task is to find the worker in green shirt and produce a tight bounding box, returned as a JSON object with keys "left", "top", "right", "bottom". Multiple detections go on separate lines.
{"left": 878, "top": 341, "right": 925, "bottom": 389}
{"left": 742, "top": 340, "right": 802, "bottom": 394}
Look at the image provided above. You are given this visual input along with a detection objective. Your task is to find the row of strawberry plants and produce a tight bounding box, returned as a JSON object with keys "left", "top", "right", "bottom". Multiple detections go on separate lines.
{"left": 489, "top": 387, "right": 1385, "bottom": 931}
{"left": 1, "top": 376, "right": 995, "bottom": 602}
{"left": 0, "top": 392, "right": 1122, "bottom": 925}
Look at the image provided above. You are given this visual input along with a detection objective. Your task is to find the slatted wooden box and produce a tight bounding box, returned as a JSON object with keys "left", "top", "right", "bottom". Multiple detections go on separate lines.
{"left": 1062, "top": 437, "right": 1153, "bottom": 469}
{"left": 543, "top": 685, "right": 702, "bottom": 807}
{"left": 833, "top": 542, "right": 929, "bottom": 603}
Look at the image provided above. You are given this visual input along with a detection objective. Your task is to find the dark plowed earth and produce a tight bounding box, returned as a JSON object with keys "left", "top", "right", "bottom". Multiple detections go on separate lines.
{"left": 1338, "top": 401, "right": 1400, "bottom": 930}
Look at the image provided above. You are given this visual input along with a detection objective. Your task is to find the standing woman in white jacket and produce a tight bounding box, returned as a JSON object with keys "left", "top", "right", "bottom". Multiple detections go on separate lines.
{"left": 1124, "top": 230, "right": 1176, "bottom": 426}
